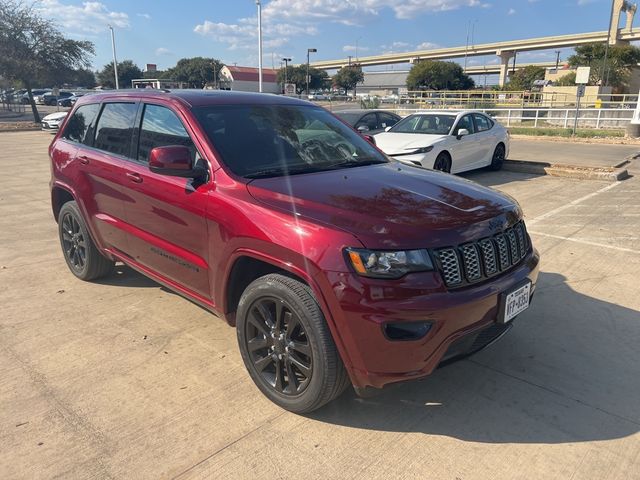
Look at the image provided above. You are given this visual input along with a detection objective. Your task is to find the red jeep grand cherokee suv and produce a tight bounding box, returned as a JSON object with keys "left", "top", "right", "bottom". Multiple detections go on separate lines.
{"left": 49, "top": 90, "right": 539, "bottom": 413}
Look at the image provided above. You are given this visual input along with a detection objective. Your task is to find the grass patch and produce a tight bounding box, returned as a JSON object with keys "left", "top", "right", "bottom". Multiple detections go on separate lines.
{"left": 508, "top": 127, "right": 625, "bottom": 138}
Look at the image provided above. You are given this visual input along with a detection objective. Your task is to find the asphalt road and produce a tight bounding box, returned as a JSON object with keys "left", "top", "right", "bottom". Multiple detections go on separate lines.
{"left": 1, "top": 131, "right": 639, "bottom": 479}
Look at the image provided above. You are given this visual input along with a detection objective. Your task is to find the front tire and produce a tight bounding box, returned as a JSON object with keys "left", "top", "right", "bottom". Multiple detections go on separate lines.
{"left": 58, "top": 201, "right": 114, "bottom": 281}
{"left": 433, "top": 152, "right": 451, "bottom": 173}
{"left": 490, "top": 143, "right": 505, "bottom": 171}
{"left": 236, "top": 273, "right": 350, "bottom": 413}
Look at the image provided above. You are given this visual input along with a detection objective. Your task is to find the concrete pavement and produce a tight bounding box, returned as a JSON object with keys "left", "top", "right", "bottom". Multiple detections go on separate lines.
{"left": 1, "top": 131, "right": 639, "bottom": 479}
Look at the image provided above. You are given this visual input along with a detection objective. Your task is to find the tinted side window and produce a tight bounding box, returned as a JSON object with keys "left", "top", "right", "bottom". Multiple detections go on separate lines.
{"left": 94, "top": 103, "right": 138, "bottom": 157}
{"left": 356, "top": 113, "right": 378, "bottom": 131}
{"left": 62, "top": 103, "right": 101, "bottom": 145}
{"left": 474, "top": 114, "right": 492, "bottom": 132}
{"left": 378, "top": 113, "right": 399, "bottom": 129}
{"left": 137, "top": 104, "right": 195, "bottom": 163}
{"left": 454, "top": 115, "right": 475, "bottom": 135}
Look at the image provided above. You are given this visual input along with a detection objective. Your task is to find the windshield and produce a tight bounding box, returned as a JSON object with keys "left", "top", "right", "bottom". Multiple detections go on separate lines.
{"left": 390, "top": 114, "right": 456, "bottom": 135}
{"left": 193, "top": 104, "right": 388, "bottom": 178}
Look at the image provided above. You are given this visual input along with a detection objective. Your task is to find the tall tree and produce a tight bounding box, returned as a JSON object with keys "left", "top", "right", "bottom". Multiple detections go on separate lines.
{"left": 332, "top": 65, "right": 364, "bottom": 96}
{"left": 568, "top": 43, "right": 640, "bottom": 88}
{"left": 277, "top": 65, "right": 329, "bottom": 94}
{"left": 164, "top": 57, "right": 223, "bottom": 89}
{"left": 407, "top": 60, "right": 474, "bottom": 91}
{"left": 97, "top": 60, "right": 143, "bottom": 89}
{"left": 506, "top": 65, "right": 546, "bottom": 90}
{"left": 0, "top": 0, "right": 94, "bottom": 122}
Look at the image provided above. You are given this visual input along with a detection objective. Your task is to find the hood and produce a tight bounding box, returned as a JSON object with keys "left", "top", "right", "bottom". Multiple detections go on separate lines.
{"left": 247, "top": 162, "right": 521, "bottom": 250}
{"left": 374, "top": 132, "right": 448, "bottom": 155}
{"left": 43, "top": 112, "right": 68, "bottom": 122}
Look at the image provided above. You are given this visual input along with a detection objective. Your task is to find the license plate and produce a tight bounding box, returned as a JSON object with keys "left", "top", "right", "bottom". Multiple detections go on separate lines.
{"left": 500, "top": 282, "right": 531, "bottom": 323}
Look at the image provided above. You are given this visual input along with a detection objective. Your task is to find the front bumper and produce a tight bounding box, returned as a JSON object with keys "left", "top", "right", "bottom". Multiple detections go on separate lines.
{"left": 324, "top": 248, "right": 540, "bottom": 390}
{"left": 41, "top": 121, "right": 60, "bottom": 132}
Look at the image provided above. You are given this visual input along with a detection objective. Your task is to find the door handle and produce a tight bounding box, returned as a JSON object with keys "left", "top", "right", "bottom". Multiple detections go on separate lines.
{"left": 78, "top": 155, "right": 89, "bottom": 165}
{"left": 126, "top": 172, "right": 143, "bottom": 183}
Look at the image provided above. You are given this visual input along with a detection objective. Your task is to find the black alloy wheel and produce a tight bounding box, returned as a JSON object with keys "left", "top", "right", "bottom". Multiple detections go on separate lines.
{"left": 237, "top": 274, "right": 350, "bottom": 413}
{"left": 433, "top": 152, "right": 451, "bottom": 173}
{"left": 245, "top": 296, "right": 312, "bottom": 395}
{"left": 490, "top": 144, "right": 505, "bottom": 171}
{"left": 58, "top": 201, "right": 114, "bottom": 281}
{"left": 61, "top": 212, "right": 87, "bottom": 272}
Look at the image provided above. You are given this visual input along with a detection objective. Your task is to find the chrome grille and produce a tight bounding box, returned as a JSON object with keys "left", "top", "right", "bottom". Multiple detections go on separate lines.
{"left": 460, "top": 244, "right": 481, "bottom": 281}
{"left": 435, "top": 248, "right": 462, "bottom": 286}
{"left": 434, "top": 220, "right": 530, "bottom": 288}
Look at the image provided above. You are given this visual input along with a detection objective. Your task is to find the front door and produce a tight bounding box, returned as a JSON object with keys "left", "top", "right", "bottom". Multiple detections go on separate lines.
{"left": 119, "top": 103, "right": 211, "bottom": 300}
{"left": 450, "top": 114, "right": 477, "bottom": 173}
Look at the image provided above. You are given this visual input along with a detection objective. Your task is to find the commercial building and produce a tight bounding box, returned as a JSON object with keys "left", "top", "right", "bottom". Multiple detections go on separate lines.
{"left": 218, "top": 66, "right": 280, "bottom": 93}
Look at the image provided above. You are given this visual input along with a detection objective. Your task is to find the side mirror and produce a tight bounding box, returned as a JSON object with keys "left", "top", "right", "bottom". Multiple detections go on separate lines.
{"left": 384, "top": 126, "right": 392, "bottom": 132}
{"left": 357, "top": 125, "right": 370, "bottom": 132}
{"left": 456, "top": 128, "right": 469, "bottom": 139}
{"left": 149, "top": 145, "right": 205, "bottom": 178}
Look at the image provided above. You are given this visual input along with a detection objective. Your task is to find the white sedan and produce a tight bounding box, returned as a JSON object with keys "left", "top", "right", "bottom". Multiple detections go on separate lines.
{"left": 40, "top": 111, "right": 68, "bottom": 133}
{"left": 374, "top": 110, "right": 509, "bottom": 174}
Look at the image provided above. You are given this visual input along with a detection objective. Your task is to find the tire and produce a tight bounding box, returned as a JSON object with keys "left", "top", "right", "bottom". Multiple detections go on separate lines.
{"left": 236, "top": 273, "right": 350, "bottom": 413}
{"left": 490, "top": 143, "right": 506, "bottom": 171}
{"left": 58, "top": 201, "right": 114, "bottom": 281}
{"left": 433, "top": 152, "right": 451, "bottom": 173}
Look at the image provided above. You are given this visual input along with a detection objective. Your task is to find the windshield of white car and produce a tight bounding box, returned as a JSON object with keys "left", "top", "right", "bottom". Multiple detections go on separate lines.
{"left": 194, "top": 104, "right": 388, "bottom": 178}
{"left": 389, "top": 114, "right": 456, "bottom": 135}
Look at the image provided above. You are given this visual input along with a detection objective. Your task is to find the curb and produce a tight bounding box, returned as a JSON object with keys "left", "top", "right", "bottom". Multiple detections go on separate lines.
{"left": 503, "top": 160, "right": 629, "bottom": 182}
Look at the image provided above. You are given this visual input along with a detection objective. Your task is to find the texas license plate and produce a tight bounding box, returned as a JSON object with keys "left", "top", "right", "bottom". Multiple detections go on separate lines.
{"left": 500, "top": 282, "right": 531, "bottom": 323}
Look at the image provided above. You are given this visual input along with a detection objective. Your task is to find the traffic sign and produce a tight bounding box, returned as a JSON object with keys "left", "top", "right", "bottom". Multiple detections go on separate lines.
{"left": 575, "top": 67, "right": 590, "bottom": 85}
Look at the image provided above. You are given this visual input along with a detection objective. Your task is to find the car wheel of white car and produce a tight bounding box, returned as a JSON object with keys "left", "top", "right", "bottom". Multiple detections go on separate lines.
{"left": 433, "top": 152, "right": 451, "bottom": 173}
{"left": 490, "top": 144, "right": 505, "bottom": 171}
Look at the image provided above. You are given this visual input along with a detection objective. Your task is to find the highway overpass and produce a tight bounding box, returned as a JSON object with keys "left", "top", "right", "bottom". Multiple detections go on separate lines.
{"left": 310, "top": 30, "right": 640, "bottom": 86}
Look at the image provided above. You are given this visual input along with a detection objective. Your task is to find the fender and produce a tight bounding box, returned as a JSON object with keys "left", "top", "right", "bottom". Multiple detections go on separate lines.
{"left": 222, "top": 247, "right": 356, "bottom": 374}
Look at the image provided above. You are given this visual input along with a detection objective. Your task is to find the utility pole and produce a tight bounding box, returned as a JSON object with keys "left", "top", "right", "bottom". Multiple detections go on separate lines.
{"left": 348, "top": 55, "right": 352, "bottom": 66}
{"left": 256, "top": 0, "right": 263, "bottom": 92}
{"left": 108, "top": 25, "right": 119, "bottom": 89}
{"left": 307, "top": 48, "right": 317, "bottom": 96}
{"left": 602, "top": 0, "right": 616, "bottom": 86}
{"left": 554, "top": 50, "right": 561, "bottom": 73}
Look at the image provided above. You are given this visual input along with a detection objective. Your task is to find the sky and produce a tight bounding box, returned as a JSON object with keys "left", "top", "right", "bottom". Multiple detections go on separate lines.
{"left": 39, "top": 0, "right": 619, "bottom": 73}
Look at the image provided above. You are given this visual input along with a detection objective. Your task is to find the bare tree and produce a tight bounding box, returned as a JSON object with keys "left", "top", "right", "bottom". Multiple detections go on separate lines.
{"left": 0, "top": 1, "right": 94, "bottom": 122}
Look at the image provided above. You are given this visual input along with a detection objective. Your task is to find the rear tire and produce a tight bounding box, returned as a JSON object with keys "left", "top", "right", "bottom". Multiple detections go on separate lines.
{"left": 236, "top": 273, "right": 349, "bottom": 413}
{"left": 58, "top": 201, "right": 114, "bottom": 281}
{"left": 490, "top": 144, "right": 505, "bottom": 171}
{"left": 433, "top": 152, "right": 451, "bottom": 173}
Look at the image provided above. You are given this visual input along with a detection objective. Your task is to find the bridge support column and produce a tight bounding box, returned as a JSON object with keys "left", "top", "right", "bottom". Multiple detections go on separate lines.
{"left": 496, "top": 50, "right": 514, "bottom": 88}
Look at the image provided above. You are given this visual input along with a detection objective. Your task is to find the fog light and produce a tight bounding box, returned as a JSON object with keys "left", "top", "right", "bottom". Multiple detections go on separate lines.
{"left": 384, "top": 321, "right": 432, "bottom": 341}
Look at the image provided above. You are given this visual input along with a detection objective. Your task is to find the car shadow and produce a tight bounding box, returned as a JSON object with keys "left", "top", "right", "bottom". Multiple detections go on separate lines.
{"left": 310, "top": 271, "right": 640, "bottom": 445}
{"left": 94, "top": 264, "right": 160, "bottom": 288}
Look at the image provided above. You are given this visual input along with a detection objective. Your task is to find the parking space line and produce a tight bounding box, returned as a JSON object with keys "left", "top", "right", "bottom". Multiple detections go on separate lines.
{"left": 528, "top": 230, "right": 640, "bottom": 254}
{"left": 527, "top": 181, "right": 622, "bottom": 226}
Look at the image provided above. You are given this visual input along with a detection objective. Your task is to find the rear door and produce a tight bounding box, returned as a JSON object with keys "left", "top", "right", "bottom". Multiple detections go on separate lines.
{"left": 119, "top": 102, "right": 211, "bottom": 299}
{"left": 450, "top": 114, "right": 477, "bottom": 173}
{"left": 471, "top": 113, "right": 495, "bottom": 167}
{"left": 61, "top": 102, "right": 133, "bottom": 253}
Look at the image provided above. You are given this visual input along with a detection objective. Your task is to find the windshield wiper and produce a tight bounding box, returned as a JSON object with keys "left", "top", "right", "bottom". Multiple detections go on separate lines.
{"left": 244, "top": 165, "right": 327, "bottom": 179}
{"left": 326, "top": 158, "right": 387, "bottom": 169}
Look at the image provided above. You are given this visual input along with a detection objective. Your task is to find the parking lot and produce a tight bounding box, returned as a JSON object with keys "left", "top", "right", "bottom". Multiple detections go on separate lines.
{"left": 1, "top": 131, "right": 639, "bottom": 479}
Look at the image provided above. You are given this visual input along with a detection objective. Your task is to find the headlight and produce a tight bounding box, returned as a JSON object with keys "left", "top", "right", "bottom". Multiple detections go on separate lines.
{"left": 346, "top": 248, "right": 434, "bottom": 279}
{"left": 408, "top": 146, "right": 434, "bottom": 154}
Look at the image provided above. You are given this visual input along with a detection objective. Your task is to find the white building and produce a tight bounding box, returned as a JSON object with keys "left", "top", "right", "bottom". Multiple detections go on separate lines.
{"left": 218, "top": 66, "right": 280, "bottom": 93}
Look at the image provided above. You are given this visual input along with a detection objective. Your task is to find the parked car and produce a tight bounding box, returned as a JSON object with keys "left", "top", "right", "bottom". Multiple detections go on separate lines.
{"left": 57, "top": 93, "right": 85, "bottom": 107}
{"left": 41, "top": 111, "right": 68, "bottom": 132}
{"left": 20, "top": 89, "right": 50, "bottom": 104}
{"left": 44, "top": 90, "right": 74, "bottom": 106}
{"left": 308, "top": 92, "right": 329, "bottom": 101}
{"left": 49, "top": 91, "right": 539, "bottom": 413}
{"left": 374, "top": 110, "right": 510, "bottom": 174}
{"left": 334, "top": 109, "right": 401, "bottom": 135}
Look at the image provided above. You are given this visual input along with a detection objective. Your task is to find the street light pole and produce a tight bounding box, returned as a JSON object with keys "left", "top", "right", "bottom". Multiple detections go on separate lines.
{"left": 554, "top": 50, "right": 561, "bottom": 73}
{"left": 282, "top": 57, "right": 291, "bottom": 93}
{"left": 108, "top": 25, "right": 119, "bottom": 89}
{"left": 307, "top": 48, "right": 317, "bottom": 96}
{"left": 256, "top": 0, "right": 263, "bottom": 92}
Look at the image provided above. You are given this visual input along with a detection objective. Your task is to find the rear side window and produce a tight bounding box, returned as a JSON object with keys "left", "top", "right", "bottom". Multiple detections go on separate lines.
{"left": 473, "top": 114, "right": 492, "bottom": 132}
{"left": 379, "top": 112, "right": 399, "bottom": 129}
{"left": 94, "top": 103, "right": 138, "bottom": 157}
{"left": 137, "top": 104, "right": 196, "bottom": 163}
{"left": 62, "top": 103, "right": 101, "bottom": 145}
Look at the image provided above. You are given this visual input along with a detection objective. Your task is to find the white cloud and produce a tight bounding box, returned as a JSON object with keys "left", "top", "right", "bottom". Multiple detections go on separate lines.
{"left": 37, "top": 0, "right": 129, "bottom": 32}
{"left": 155, "top": 47, "right": 172, "bottom": 56}
{"left": 137, "top": 13, "right": 151, "bottom": 20}
{"left": 342, "top": 45, "right": 369, "bottom": 52}
{"left": 416, "top": 41, "right": 440, "bottom": 50}
{"left": 507, "top": 8, "right": 516, "bottom": 15}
